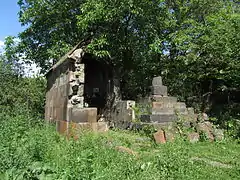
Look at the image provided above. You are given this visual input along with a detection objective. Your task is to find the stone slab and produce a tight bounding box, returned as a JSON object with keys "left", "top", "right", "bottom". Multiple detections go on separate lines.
{"left": 188, "top": 132, "right": 200, "bottom": 143}
{"left": 151, "top": 96, "right": 177, "bottom": 103}
{"left": 152, "top": 107, "right": 175, "bottom": 115}
{"left": 140, "top": 114, "right": 177, "bottom": 123}
{"left": 213, "top": 129, "right": 224, "bottom": 141}
{"left": 196, "top": 122, "right": 214, "bottom": 141}
{"left": 152, "top": 76, "right": 163, "bottom": 86}
{"left": 56, "top": 120, "right": 69, "bottom": 135}
{"left": 92, "top": 122, "right": 109, "bottom": 132}
{"left": 111, "top": 100, "right": 136, "bottom": 124}
{"left": 70, "top": 107, "right": 97, "bottom": 123}
{"left": 151, "top": 85, "right": 168, "bottom": 96}
{"left": 153, "top": 130, "right": 166, "bottom": 144}
{"left": 165, "top": 130, "right": 175, "bottom": 142}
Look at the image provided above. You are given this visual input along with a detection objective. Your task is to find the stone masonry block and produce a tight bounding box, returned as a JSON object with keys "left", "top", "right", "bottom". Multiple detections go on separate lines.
{"left": 153, "top": 130, "right": 166, "bottom": 144}
{"left": 188, "top": 132, "right": 200, "bottom": 143}
{"left": 151, "top": 85, "right": 168, "bottom": 96}
{"left": 75, "top": 64, "right": 85, "bottom": 83}
{"left": 140, "top": 114, "right": 177, "bottom": 123}
{"left": 152, "top": 107, "right": 175, "bottom": 115}
{"left": 56, "top": 120, "right": 69, "bottom": 135}
{"left": 91, "top": 122, "right": 109, "bottom": 132}
{"left": 152, "top": 76, "right": 163, "bottom": 86}
{"left": 151, "top": 96, "right": 177, "bottom": 103}
{"left": 196, "top": 122, "right": 214, "bottom": 141}
{"left": 165, "top": 130, "right": 175, "bottom": 142}
{"left": 213, "top": 129, "right": 224, "bottom": 141}
{"left": 152, "top": 101, "right": 176, "bottom": 109}
{"left": 70, "top": 107, "right": 97, "bottom": 123}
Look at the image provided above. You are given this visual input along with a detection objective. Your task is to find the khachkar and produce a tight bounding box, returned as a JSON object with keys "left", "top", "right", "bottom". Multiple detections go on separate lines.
{"left": 140, "top": 76, "right": 193, "bottom": 123}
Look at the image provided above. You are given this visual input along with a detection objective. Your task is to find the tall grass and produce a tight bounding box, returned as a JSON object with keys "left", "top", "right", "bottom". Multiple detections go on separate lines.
{"left": 0, "top": 112, "right": 239, "bottom": 179}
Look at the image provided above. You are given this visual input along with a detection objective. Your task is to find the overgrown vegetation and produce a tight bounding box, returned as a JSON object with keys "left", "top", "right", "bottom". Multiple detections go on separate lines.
{"left": 0, "top": 112, "right": 239, "bottom": 179}
{"left": 3, "top": 0, "right": 238, "bottom": 135}
{"left": 0, "top": 0, "right": 240, "bottom": 179}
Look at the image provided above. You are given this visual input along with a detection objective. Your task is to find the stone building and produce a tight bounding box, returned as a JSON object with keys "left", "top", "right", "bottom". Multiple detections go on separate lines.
{"left": 45, "top": 43, "right": 223, "bottom": 142}
{"left": 45, "top": 43, "right": 135, "bottom": 135}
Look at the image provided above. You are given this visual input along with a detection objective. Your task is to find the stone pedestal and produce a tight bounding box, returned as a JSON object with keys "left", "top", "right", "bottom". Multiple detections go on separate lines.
{"left": 140, "top": 76, "right": 188, "bottom": 124}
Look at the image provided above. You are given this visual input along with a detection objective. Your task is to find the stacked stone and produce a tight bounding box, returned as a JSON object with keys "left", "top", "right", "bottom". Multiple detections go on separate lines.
{"left": 136, "top": 76, "right": 224, "bottom": 144}
{"left": 45, "top": 48, "right": 109, "bottom": 137}
{"left": 141, "top": 76, "right": 188, "bottom": 123}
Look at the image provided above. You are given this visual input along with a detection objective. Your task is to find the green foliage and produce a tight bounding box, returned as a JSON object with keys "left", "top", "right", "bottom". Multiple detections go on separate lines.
{"left": 0, "top": 113, "right": 239, "bottom": 179}
{"left": 7, "top": 0, "right": 240, "bottom": 136}
{"left": 0, "top": 54, "right": 46, "bottom": 117}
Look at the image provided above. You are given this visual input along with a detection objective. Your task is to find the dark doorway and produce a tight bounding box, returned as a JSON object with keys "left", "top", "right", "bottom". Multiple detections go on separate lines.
{"left": 82, "top": 55, "right": 113, "bottom": 114}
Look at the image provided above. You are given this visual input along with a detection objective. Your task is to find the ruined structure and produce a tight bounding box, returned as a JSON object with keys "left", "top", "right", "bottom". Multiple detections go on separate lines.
{"left": 45, "top": 43, "right": 135, "bottom": 135}
{"left": 45, "top": 43, "right": 223, "bottom": 142}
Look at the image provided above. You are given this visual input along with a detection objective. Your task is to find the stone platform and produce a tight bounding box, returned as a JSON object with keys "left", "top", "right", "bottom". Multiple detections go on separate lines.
{"left": 140, "top": 76, "right": 192, "bottom": 123}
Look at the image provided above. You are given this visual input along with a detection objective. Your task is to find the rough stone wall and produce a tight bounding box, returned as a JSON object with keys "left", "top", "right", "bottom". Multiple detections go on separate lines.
{"left": 45, "top": 60, "right": 69, "bottom": 123}
{"left": 45, "top": 48, "right": 109, "bottom": 135}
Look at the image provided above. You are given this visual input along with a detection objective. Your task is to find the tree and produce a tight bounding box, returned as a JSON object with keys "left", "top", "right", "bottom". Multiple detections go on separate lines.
{"left": 16, "top": 0, "right": 171, "bottom": 98}
{"left": 14, "top": 0, "right": 240, "bottom": 102}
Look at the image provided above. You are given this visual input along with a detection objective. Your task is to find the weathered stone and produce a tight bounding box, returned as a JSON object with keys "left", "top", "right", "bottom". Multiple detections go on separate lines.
{"left": 140, "top": 114, "right": 177, "bottom": 123}
{"left": 69, "top": 122, "right": 91, "bottom": 139}
{"left": 165, "top": 130, "right": 175, "bottom": 142}
{"left": 91, "top": 122, "right": 109, "bottom": 132}
{"left": 68, "top": 48, "right": 85, "bottom": 62}
{"left": 153, "top": 130, "right": 166, "bottom": 144}
{"left": 69, "top": 71, "right": 76, "bottom": 82}
{"left": 75, "top": 64, "right": 85, "bottom": 83}
{"left": 56, "top": 120, "right": 69, "bottom": 135}
{"left": 152, "top": 101, "right": 176, "bottom": 109}
{"left": 151, "top": 96, "right": 177, "bottom": 103}
{"left": 152, "top": 107, "right": 175, "bottom": 115}
{"left": 152, "top": 76, "right": 163, "bottom": 86}
{"left": 59, "top": 74, "right": 68, "bottom": 86}
{"left": 197, "top": 122, "right": 214, "bottom": 141}
{"left": 69, "top": 82, "right": 79, "bottom": 96}
{"left": 111, "top": 101, "right": 136, "bottom": 126}
{"left": 181, "top": 114, "right": 198, "bottom": 122}
{"left": 115, "top": 146, "right": 138, "bottom": 156}
{"left": 70, "top": 107, "right": 97, "bottom": 123}
{"left": 77, "top": 85, "right": 84, "bottom": 96}
{"left": 187, "top": 108, "right": 195, "bottom": 115}
{"left": 213, "top": 129, "right": 224, "bottom": 141}
{"left": 151, "top": 85, "right": 168, "bottom": 96}
{"left": 197, "top": 113, "right": 209, "bottom": 122}
{"left": 70, "top": 95, "right": 84, "bottom": 106}
{"left": 188, "top": 132, "right": 199, "bottom": 143}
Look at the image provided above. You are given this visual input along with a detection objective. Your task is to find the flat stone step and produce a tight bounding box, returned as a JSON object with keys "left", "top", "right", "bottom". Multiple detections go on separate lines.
{"left": 151, "top": 96, "right": 177, "bottom": 103}
{"left": 151, "top": 107, "right": 187, "bottom": 115}
{"left": 140, "top": 114, "right": 177, "bottom": 123}
{"left": 152, "top": 107, "right": 175, "bottom": 114}
{"left": 151, "top": 85, "right": 168, "bottom": 96}
{"left": 152, "top": 101, "right": 187, "bottom": 114}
